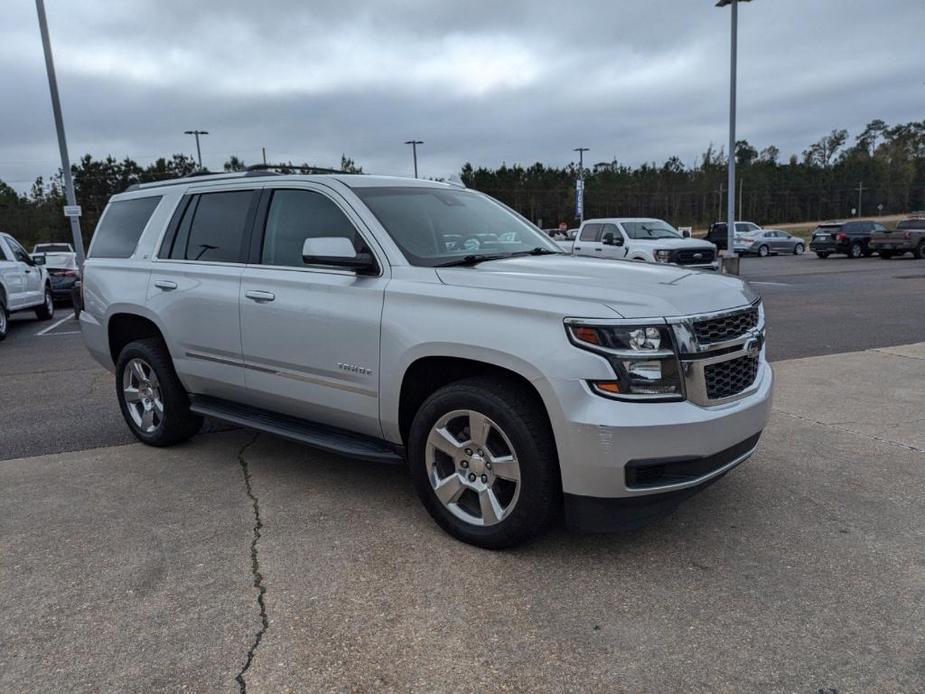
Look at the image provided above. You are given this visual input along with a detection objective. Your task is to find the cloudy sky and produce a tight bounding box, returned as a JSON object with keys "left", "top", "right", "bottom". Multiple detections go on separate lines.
{"left": 2, "top": 0, "right": 923, "bottom": 191}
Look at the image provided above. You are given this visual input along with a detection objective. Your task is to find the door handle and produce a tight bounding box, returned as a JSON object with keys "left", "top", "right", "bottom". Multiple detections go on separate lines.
{"left": 245, "top": 290, "right": 275, "bottom": 303}
{"left": 154, "top": 280, "right": 178, "bottom": 291}
{"left": 594, "top": 248, "right": 603, "bottom": 252}
{"left": 574, "top": 246, "right": 582, "bottom": 251}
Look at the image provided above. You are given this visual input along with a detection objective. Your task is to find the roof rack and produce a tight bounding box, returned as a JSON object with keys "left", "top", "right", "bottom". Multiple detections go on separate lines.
{"left": 122, "top": 163, "right": 354, "bottom": 193}
{"left": 246, "top": 163, "right": 347, "bottom": 175}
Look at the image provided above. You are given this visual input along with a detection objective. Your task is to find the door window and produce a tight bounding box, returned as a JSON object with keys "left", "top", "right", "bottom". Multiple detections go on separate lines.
{"left": 600, "top": 223, "right": 621, "bottom": 245}
{"left": 260, "top": 189, "right": 365, "bottom": 268}
{"left": 579, "top": 224, "right": 603, "bottom": 242}
{"left": 8, "top": 238, "right": 31, "bottom": 263}
{"left": 0, "top": 241, "right": 8, "bottom": 261}
{"left": 170, "top": 191, "right": 253, "bottom": 263}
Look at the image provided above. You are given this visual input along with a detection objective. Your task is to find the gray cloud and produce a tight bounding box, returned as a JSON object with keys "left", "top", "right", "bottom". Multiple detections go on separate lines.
{"left": 2, "top": 0, "right": 923, "bottom": 191}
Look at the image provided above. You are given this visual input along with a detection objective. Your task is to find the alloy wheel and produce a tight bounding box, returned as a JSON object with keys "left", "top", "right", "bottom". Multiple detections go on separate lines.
{"left": 425, "top": 409, "right": 521, "bottom": 526}
{"left": 122, "top": 358, "right": 164, "bottom": 433}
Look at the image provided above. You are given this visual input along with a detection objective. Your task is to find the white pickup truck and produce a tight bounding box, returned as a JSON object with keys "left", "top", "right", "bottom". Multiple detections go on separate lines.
{"left": 560, "top": 218, "right": 719, "bottom": 271}
{"left": 0, "top": 232, "right": 55, "bottom": 340}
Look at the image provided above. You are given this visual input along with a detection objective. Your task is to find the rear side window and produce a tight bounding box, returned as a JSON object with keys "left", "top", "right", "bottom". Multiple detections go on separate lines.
{"left": 579, "top": 223, "right": 602, "bottom": 242}
{"left": 897, "top": 219, "right": 925, "bottom": 230}
{"left": 169, "top": 191, "right": 253, "bottom": 263}
{"left": 90, "top": 196, "right": 162, "bottom": 258}
{"left": 261, "top": 189, "right": 364, "bottom": 267}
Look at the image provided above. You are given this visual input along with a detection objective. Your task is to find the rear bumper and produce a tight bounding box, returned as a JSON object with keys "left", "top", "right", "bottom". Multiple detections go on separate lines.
{"left": 810, "top": 240, "right": 847, "bottom": 253}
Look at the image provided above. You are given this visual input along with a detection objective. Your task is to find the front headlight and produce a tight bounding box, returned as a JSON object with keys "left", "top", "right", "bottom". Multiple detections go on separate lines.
{"left": 654, "top": 250, "right": 672, "bottom": 263}
{"left": 566, "top": 322, "right": 684, "bottom": 401}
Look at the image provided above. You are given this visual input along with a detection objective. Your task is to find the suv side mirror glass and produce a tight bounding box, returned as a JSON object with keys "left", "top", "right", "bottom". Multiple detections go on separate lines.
{"left": 302, "top": 237, "right": 375, "bottom": 272}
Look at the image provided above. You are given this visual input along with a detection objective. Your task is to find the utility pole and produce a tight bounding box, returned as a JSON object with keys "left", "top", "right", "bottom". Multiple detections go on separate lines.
{"left": 404, "top": 140, "right": 423, "bottom": 178}
{"left": 35, "top": 0, "right": 86, "bottom": 266}
{"left": 855, "top": 182, "right": 864, "bottom": 217}
{"left": 574, "top": 147, "right": 589, "bottom": 223}
{"left": 184, "top": 130, "right": 209, "bottom": 169}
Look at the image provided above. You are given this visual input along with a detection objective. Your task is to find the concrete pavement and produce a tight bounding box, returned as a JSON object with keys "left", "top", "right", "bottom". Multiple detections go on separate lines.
{"left": 1, "top": 344, "right": 924, "bottom": 692}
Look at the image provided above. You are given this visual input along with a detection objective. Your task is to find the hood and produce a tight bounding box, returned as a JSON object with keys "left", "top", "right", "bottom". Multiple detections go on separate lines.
{"left": 435, "top": 255, "right": 756, "bottom": 319}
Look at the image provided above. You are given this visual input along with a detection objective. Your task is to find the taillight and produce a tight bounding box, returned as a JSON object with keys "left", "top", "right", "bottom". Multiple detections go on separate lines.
{"left": 904, "top": 231, "right": 912, "bottom": 241}
{"left": 837, "top": 232, "right": 848, "bottom": 241}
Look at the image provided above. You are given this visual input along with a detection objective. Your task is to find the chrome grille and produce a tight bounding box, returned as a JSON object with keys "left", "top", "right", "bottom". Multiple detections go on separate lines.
{"left": 693, "top": 307, "right": 759, "bottom": 344}
{"left": 704, "top": 354, "right": 759, "bottom": 400}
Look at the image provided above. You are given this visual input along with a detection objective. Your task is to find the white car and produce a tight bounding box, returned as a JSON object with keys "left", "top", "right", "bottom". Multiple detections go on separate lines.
{"left": 0, "top": 232, "right": 55, "bottom": 340}
{"left": 572, "top": 218, "right": 718, "bottom": 270}
{"left": 33, "top": 242, "right": 75, "bottom": 254}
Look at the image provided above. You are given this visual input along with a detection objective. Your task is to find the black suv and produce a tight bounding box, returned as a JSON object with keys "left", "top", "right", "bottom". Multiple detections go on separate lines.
{"left": 809, "top": 220, "right": 885, "bottom": 259}
{"left": 706, "top": 221, "right": 761, "bottom": 250}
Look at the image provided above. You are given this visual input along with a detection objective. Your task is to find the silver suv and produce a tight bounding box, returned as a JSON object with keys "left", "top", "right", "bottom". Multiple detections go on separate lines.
{"left": 80, "top": 172, "right": 772, "bottom": 548}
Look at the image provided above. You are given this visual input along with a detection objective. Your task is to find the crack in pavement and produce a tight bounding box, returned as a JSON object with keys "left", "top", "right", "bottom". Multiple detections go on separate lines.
{"left": 235, "top": 433, "right": 267, "bottom": 694}
{"left": 775, "top": 408, "right": 925, "bottom": 455}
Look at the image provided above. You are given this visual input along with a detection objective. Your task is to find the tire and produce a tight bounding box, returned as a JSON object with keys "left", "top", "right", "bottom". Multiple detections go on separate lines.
{"left": 34, "top": 285, "right": 54, "bottom": 320}
{"left": 816, "top": 252, "right": 829, "bottom": 259}
{"left": 879, "top": 251, "right": 894, "bottom": 259}
{"left": 914, "top": 242, "right": 925, "bottom": 260}
{"left": 408, "top": 377, "right": 560, "bottom": 549}
{"left": 0, "top": 297, "right": 7, "bottom": 342}
{"left": 757, "top": 245, "right": 769, "bottom": 258}
{"left": 115, "top": 337, "right": 202, "bottom": 447}
{"left": 793, "top": 243, "right": 804, "bottom": 255}
{"left": 848, "top": 242, "right": 863, "bottom": 259}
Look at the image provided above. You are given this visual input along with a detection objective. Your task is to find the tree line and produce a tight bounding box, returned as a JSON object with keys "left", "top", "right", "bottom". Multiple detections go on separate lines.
{"left": 1, "top": 119, "right": 923, "bottom": 249}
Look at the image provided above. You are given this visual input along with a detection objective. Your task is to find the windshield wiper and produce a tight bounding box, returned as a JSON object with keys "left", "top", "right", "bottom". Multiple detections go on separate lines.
{"left": 513, "top": 247, "right": 560, "bottom": 256}
{"left": 434, "top": 254, "right": 512, "bottom": 268}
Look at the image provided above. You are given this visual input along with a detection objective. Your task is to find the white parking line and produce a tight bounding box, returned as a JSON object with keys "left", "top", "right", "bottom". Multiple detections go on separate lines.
{"left": 35, "top": 315, "right": 76, "bottom": 336}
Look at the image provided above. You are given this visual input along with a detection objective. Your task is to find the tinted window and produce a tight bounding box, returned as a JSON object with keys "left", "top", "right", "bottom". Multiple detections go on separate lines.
{"left": 600, "top": 223, "right": 621, "bottom": 243}
{"left": 579, "top": 223, "right": 602, "bottom": 242}
{"left": 8, "top": 238, "right": 31, "bottom": 263}
{"left": 0, "top": 240, "right": 8, "bottom": 261}
{"left": 90, "top": 196, "right": 162, "bottom": 258}
{"left": 261, "top": 190, "right": 363, "bottom": 267}
{"left": 170, "top": 191, "right": 252, "bottom": 263}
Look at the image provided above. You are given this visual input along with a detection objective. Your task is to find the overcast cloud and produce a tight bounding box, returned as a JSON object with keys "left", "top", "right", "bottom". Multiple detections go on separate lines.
{"left": 2, "top": 0, "right": 923, "bottom": 191}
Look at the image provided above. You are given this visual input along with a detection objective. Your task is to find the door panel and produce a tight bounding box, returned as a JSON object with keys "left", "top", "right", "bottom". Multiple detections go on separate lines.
{"left": 6, "top": 238, "right": 42, "bottom": 304}
{"left": 240, "top": 267, "right": 385, "bottom": 436}
{"left": 601, "top": 223, "right": 628, "bottom": 259}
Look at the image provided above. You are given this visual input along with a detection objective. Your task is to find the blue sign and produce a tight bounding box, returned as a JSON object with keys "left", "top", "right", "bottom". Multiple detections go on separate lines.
{"left": 576, "top": 179, "right": 584, "bottom": 218}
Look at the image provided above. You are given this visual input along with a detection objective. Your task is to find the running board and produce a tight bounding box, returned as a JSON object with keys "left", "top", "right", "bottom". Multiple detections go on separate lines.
{"left": 189, "top": 395, "right": 405, "bottom": 464}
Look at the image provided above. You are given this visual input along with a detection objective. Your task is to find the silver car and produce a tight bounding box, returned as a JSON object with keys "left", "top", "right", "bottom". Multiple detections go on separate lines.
{"left": 80, "top": 172, "right": 772, "bottom": 548}
{"left": 736, "top": 229, "right": 805, "bottom": 257}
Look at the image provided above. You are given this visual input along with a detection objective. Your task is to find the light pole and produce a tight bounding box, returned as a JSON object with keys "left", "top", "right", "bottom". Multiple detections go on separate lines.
{"left": 184, "top": 130, "right": 209, "bottom": 169}
{"left": 404, "top": 140, "right": 423, "bottom": 178}
{"left": 574, "top": 147, "right": 589, "bottom": 223}
{"left": 35, "top": 0, "right": 86, "bottom": 267}
{"left": 716, "top": 0, "right": 752, "bottom": 274}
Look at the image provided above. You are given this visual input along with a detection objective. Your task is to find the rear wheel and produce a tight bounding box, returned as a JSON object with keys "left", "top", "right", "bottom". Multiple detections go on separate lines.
{"left": 0, "top": 298, "right": 7, "bottom": 341}
{"left": 757, "top": 244, "right": 769, "bottom": 257}
{"left": 115, "top": 338, "right": 202, "bottom": 446}
{"left": 35, "top": 286, "right": 54, "bottom": 320}
{"left": 848, "top": 242, "right": 863, "bottom": 259}
{"left": 914, "top": 242, "right": 925, "bottom": 260}
{"left": 408, "top": 377, "right": 560, "bottom": 549}
{"left": 793, "top": 243, "right": 805, "bottom": 255}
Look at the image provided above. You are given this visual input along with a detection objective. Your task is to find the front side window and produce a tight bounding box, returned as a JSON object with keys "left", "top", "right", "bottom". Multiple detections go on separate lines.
{"left": 8, "top": 238, "right": 31, "bottom": 263}
{"left": 353, "top": 187, "right": 560, "bottom": 267}
{"left": 622, "top": 221, "right": 681, "bottom": 240}
{"left": 0, "top": 240, "right": 9, "bottom": 261}
{"left": 169, "top": 191, "right": 253, "bottom": 263}
{"left": 261, "top": 189, "right": 364, "bottom": 267}
{"left": 90, "top": 196, "right": 162, "bottom": 258}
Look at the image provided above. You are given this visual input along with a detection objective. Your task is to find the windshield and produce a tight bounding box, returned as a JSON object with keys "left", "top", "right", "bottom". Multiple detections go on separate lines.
{"left": 353, "top": 187, "right": 561, "bottom": 267}
{"left": 621, "top": 221, "right": 682, "bottom": 240}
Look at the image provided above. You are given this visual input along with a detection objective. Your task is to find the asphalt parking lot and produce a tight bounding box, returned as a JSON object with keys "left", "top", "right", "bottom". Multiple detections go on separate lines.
{"left": 2, "top": 253, "right": 924, "bottom": 692}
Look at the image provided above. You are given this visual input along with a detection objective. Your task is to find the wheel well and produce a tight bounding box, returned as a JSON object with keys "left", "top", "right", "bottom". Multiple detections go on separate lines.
{"left": 398, "top": 357, "right": 550, "bottom": 445}
{"left": 108, "top": 313, "right": 164, "bottom": 363}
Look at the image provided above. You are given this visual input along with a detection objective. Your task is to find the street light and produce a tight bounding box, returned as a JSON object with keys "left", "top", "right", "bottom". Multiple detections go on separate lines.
{"left": 574, "top": 147, "right": 589, "bottom": 223}
{"left": 404, "top": 140, "right": 424, "bottom": 178}
{"left": 715, "top": 0, "right": 752, "bottom": 274}
{"left": 184, "top": 130, "right": 209, "bottom": 169}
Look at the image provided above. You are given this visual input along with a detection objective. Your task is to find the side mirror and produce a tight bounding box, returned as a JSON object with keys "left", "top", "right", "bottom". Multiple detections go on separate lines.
{"left": 32, "top": 254, "right": 46, "bottom": 266}
{"left": 302, "top": 237, "right": 375, "bottom": 273}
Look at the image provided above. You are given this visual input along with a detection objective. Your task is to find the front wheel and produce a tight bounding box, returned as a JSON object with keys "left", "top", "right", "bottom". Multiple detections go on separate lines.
{"left": 408, "top": 377, "right": 560, "bottom": 549}
{"left": 0, "top": 298, "right": 7, "bottom": 341}
{"left": 793, "top": 243, "right": 805, "bottom": 255}
{"left": 757, "top": 245, "right": 769, "bottom": 257}
{"left": 35, "top": 286, "right": 54, "bottom": 320}
{"left": 914, "top": 242, "right": 925, "bottom": 260}
{"left": 848, "top": 242, "right": 863, "bottom": 259}
{"left": 115, "top": 338, "right": 202, "bottom": 446}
